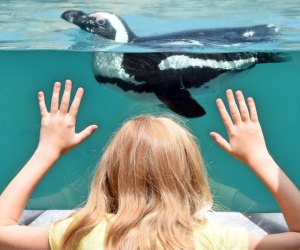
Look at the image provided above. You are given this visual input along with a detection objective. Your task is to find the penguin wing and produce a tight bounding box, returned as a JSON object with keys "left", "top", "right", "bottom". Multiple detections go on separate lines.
{"left": 153, "top": 83, "right": 206, "bottom": 118}
{"left": 138, "top": 69, "right": 206, "bottom": 118}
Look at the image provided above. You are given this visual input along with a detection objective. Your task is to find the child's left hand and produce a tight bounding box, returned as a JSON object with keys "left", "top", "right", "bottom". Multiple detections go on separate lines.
{"left": 37, "top": 80, "right": 98, "bottom": 157}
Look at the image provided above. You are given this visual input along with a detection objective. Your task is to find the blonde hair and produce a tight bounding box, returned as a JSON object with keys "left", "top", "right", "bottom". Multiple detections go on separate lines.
{"left": 57, "top": 115, "right": 213, "bottom": 250}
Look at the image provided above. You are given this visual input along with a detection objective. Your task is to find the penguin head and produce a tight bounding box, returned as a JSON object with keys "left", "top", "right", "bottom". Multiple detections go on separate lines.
{"left": 61, "top": 10, "right": 136, "bottom": 43}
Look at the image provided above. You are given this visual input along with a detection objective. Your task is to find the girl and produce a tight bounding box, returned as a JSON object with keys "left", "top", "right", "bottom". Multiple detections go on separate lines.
{"left": 0, "top": 80, "right": 300, "bottom": 249}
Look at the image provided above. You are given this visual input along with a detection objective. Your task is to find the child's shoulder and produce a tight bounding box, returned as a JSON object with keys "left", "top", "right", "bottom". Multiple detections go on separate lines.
{"left": 194, "top": 219, "right": 249, "bottom": 250}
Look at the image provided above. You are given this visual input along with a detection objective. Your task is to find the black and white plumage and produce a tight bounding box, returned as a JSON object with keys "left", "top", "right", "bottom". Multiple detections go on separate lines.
{"left": 61, "top": 10, "right": 287, "bottom": 118}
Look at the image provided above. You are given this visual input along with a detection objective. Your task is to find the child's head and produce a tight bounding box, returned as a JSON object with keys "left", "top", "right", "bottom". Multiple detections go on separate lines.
{"left": 89, "top": 115, "right": 212, "bottom": 215}
{"left": 61, "top": 115, "right": 213, "bottom": 249}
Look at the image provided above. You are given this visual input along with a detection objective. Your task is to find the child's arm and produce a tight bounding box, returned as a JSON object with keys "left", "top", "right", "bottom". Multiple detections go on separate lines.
{"left": 210, "top": 89, "right": 300, "bottom": 249}
{"left": 0, "top": 80, "right": 97, "bottom": 249}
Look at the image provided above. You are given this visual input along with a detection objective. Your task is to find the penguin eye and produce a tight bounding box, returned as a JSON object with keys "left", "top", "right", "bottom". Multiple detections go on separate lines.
{"left": 96, "top": 19, "right": 106, "bottom": 26}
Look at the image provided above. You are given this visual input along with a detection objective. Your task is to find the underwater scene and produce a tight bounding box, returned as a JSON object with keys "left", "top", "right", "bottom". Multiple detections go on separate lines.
{"left": 0, "top": 0, "right": 300, "bottom": 211}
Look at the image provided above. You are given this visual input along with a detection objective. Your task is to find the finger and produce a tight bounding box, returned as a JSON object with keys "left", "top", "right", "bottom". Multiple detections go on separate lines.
{"left": 226, "top": 89, "right": 241, "bottom": 124}
{"left": 38, "top": 91, "right": 48, "bottom": 116}
{"left": 236, "top": 90, "right": 250, "bottom": 121}
{"left": 210, "top": 132, "right": 231, "bottom": 153}
{"left": 248, "top": 97, "right": 258, "bottom": 122}
{"left": 51, "top": 82, "right": 61, "bottom": 114}
{"left": 216, "top": 98, "right": 234, "bottom": 132}
{"left": 76, "top": 125, "right": 98, "bottom": 144}
{"left": 69, "top": 87, "right": 84, "bottom": 118}
{"left": 60, "top": 80, "right": 72, "bottom": 114}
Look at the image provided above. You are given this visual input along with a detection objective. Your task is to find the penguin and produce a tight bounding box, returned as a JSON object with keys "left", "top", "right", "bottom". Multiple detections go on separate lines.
{"left": 61, "top": 10, "right": 287, "bottom": 118}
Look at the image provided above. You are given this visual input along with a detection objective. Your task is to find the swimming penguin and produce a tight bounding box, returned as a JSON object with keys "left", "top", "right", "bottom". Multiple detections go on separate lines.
{"left": 61, "top": 10, "right": 287, "bottom": 118}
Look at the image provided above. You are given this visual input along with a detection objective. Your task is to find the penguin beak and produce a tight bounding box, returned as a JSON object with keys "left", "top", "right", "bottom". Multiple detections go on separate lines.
{"left": 61, "top": 10, "right": 89, "bottom": 27}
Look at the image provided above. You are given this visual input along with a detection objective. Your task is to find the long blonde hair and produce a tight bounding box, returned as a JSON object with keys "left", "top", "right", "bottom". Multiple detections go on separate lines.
{"left": 57, "top": 115, "right": 212, "bottom": 250}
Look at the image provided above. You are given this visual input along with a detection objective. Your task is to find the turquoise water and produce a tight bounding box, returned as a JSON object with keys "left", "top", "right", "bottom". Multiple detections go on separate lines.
{"left": 0, "top": 1, "right": 300, "bottom": 211}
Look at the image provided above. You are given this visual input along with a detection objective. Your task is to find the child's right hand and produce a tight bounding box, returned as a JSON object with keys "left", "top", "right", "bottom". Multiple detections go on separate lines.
{"left": 37, "top": 80, "right": 98, "bottom": 158}
{"left": 210, "top": 89, "right": 271, "bottom": 169}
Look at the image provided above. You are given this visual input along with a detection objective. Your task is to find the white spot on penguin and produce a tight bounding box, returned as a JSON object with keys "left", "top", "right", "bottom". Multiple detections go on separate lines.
{"left": 243, "top": 30, "right": 255, "bottom": 37}
{"left": 267, "top": 24, "right": 280, "bottom": 33}
{"left": 158, "top": 55, "right": 257, "bottom": 70}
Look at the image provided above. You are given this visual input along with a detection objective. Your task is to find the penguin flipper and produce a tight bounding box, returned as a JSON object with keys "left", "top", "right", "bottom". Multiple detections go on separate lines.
{"left": 153, "top": 86, "right": 206, "bottom": 118}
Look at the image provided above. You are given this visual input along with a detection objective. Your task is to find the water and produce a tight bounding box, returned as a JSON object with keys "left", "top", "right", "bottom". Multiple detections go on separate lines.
{"left": 0, "top": 0, "right": 300, "bottom": 211}
{"left": 1, "top": 0, "right": 300, "bottom": 52}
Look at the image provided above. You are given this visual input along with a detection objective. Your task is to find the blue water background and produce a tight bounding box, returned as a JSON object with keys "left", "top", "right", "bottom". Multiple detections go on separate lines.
{"left": 0, "top": 1, "right": 300, "bottom": 211}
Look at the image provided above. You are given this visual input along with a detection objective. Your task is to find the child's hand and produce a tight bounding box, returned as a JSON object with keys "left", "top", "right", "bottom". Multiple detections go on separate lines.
{"left": 210, "top": 89, "right": 270, "bottom": 168}
{"left": 37, "top": 80, "right": 98, "bottom": 157}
